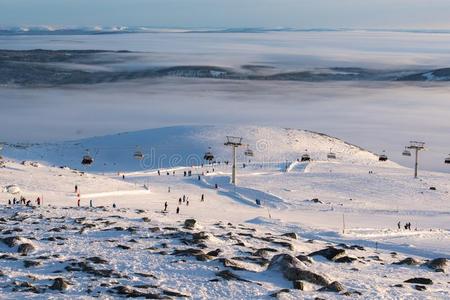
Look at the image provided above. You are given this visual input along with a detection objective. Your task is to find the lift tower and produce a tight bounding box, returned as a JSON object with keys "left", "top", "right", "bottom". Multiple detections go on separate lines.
{"left": 224, "top": 136, "right": 243, "bottom": 185}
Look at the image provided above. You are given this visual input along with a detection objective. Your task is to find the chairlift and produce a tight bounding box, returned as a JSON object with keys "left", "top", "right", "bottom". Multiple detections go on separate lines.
{"left": 327, "top": 148, "right": 336, "bottom": 159}
{"left": 445, "top": 154, "right": 450, "bottom": 164}
{"left": 301, "top": 149, "right": 311, "bottom": 162}
{"left": 379, "top": 150, "right": 388, "bottom": 162}
{"left": 244, "top": 144, "right": 254, "bottom": 157}
{"left": 81, "top": 150, "right": 94, "bottom": 166}
{"left": 402, "top": 148, "right": 411, "bottom": 157}
{"left": 203, "top": 147, "right": 214, "bottom": 162}
{"left": 133, "top": 146, "right": 144, "bottom": 160}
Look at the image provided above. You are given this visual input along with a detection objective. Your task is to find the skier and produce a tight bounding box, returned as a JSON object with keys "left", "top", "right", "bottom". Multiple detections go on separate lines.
{"left": 397, "top": 221, "right": 401, "bottom": 230}
{"left": 178, "top": 198, "right": 182, "bottom": 205}
{"left": 164, "top": 201, "right": 168, "bottom": 211}
{"left": 198, "top": 175, "right": 201, "bottom": 181}
{"left": 168, "top": 186, "right": 171, "bottom": 193}
{"left": 36, "top": 197, "right": 40, "bottom": 206}
{"left": 90, "top": 199, "right": 93, "bottom": 207}
{"left": 75, "top": 185, "right": 78, "bottom": 193}
{"left": 26, "top": 200, "right": 31, "bottom": 206}
{"left": 122, "top": 174, "right": 125, "bottom": 180}
{"left": 215, "top": 183, "right": 218, "bottom": 189}
{"left": 8, "top": 199, "right": 11, "bottom": 205}
{"left": 77, "top": 199, "right": 80, "bottom": 207}
{"left": 183, "top": 195, "right": 186, "bottom": 202}
{"left": 201, "top": 194, "right": 205, "bottom": 202}
{"left": 176, "top": 206, "right": 180, "bottom": 214}
{"left": 113, "top": 203, "right": 117, "bottom": 208}
{"left": 186, "top": 200, "right": 189, "bottom": 206}
{"left": 158, "top": 170, "right": 161, "bottom": 176}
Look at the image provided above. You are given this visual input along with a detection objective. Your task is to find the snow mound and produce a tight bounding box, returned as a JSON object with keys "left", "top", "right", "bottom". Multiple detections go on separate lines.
{"left": 2, "top": 125, "right": 397, "bottom": 172}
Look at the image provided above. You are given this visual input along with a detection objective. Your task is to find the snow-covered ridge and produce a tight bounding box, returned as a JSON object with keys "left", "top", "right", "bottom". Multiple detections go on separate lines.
{"left": 3, "top": 25, "right": 450, "bottom": 35}
{"left": 2, "top": 125, "right": 395, "bottom": 172}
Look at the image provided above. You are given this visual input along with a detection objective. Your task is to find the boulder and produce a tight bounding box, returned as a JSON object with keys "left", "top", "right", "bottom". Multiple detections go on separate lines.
{"left": 281, "top": 232, "right": 298, "bottom": 239}
{"left": 404, "top": 278, "right": 433, "bottom": 285}
{"left": 334, "top": 256, "right": 357, "bottom": 263}
{"left": 293, "top": 280, "right": 305, "bottom": 290}
{"left": 268, "top": 254, "right": 330, "bottom": 286}
{"left": 1, "top": 236, "right": 22, "bottom": 247}
{"left": 296, "top": 255, "right": 314, "bottom": 264}
{"left": 216, "top": 270, "right": 251, "bottom": 282}
{"left": 50, "top": 278, "right": 71, "bottom": 291}
{"left": 23, "top": 260, "right": 42, "bottom": 268}
{"left": 318, "top": 281, "right": 345, "bottom": 293}
{"left": 18, "top": 243, "right": 35, "bottom": 255}
{"left": 393, "top": 257, "right": 421, "bottom": 266}
{"left": 424, "top": 258, "right": 447, "bottom": 270}
{"left": 414, "top": 285, "right": 427, "bottom": 291}
{"left": 184, "top": 219, "right": 197, "bottom": 229}
{"left": 308, "top": 247, "right": 346, "bottom": 261}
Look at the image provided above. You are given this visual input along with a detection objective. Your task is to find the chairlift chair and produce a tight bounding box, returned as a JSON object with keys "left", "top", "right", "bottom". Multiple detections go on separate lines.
{"left": 402, "top": 147, "right": 411, "bottom": 157}
{"left": 244, "top": 145, "right": 254, "bottom": 157}
{"left": 81, "top": 150, "right": 94, "bottom": 166}
{"left": 301, "top": 150, "right": 311, "bottom": 162}
{"left": 133, "top": 146, "right": 144, "bottom": 160}
{"left": 379, "top": 150, "right": 388, "bottom": 162}
{"left": 445, "top": 154, "right": 450, "bottom": 164}
{"left": 203, "top": 147, "right": 214, "bottom": 162}
{"left": 327, "top": 148, "right": 336, "bottom": 159}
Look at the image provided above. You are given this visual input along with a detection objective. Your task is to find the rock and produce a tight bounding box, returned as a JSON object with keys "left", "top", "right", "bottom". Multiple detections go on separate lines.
{"left": 271, "top": 240, "right": 294, "bottom": 250}
{"left": 281, "top": 232, "right": 297, "bottom": 239}
{"left": 393, "top": 257, "right": 421, "bottom": 266}
{"left": 334, "top": 256, "right": 357, "bottom": 263}
{"left": 87, "top": 257, "right": 108, "bottom": 264}
{"left": 308, "top": 247, "right": 346, "bottom": 261}
{"left": 184, "top": 219, "right": 197, "bottom": 229}
{"left": 117, "top": 244, "right": 130, "bottom": 250}
{"left": 296, "top": 255, "right": 314, "bottom": 264}
{"left": 424, "top": 258, "right": 447, "bottom": 270}
{"left": 206, "top": 249, "right": 222, "bottom": 257}
{"left": 135, "top": 272, "right": 157, "bottom": 279}
{"left": 254, "top": 247, "right": 278, "bottom": 257}
{"left": 293, "top": 280, "right": 305, "bottom": 290}
{"left": 50, "top": 277, "right": 71, "bottom": 291}
{"left": 414, "top": 285, "right": 427, "bottom": 291}
{"left": 268, "top": 254, "right": 330, "bottom": 286}
{"left": 23, "top": 260, "right": 42, "bottom": 268}
{"left": 404, "top": 278, "right": 433, "bottom": 285}
{"left": 192, "top": 231, "right": 209, "bottom": 242}
{"left": 216, "top": 270, "right": 251, "bottom": 282}
{"left": 318, "top": 281, "right": 345, "bottom": 293}
{"left": 217, "top": 258, "right": 248, "bottom": 271}
{"left": 18, "top": 243, "right": 35, "bottom": 255}
{"left": 162, "top": 289, "right": 190, "bottom": 298}
{"left": 1, "top": 236, "right": 22, "bottom": 247}
{"left": 270, "top": 289, "right": 290, "bottom": 297}
{"left": 172, "top": 248, "right": 204, "bottom": 257}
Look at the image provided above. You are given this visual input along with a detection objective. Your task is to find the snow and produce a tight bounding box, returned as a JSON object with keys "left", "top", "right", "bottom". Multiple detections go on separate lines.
{"left": 0, "top": 125, "right": 449, "bottom": 298}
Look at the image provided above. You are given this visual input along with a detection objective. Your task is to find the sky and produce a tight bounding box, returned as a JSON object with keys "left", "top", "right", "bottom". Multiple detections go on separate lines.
{"left": 1, "top": 0, "right": 450, "bottom": 29}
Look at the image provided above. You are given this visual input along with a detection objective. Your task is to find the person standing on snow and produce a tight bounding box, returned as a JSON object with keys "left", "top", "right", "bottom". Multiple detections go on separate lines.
{"left": 164, "top": 201, "right": 168, "bottom": 211}
{"left": 77, "top": 199, "right": 80, "bottom": 207}
{"left": 397, "top": 221, "right": 401, "bottom": 230}
{"left": 75, "top": 185, "right": 78, "bottom": 193}
{"left": 90, "top": 199, "right": 93, "bottom": 207}
{"left": 176, "top": 206, "right": 180, "bottom": 214}
{"left": 201, "top": 194, "right": 205, "bottom": 202}
{"left": 36, "top": 197, "right": 40, "bottom": 206}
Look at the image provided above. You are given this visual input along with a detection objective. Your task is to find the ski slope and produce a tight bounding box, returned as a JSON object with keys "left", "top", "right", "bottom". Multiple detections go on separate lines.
{"left": 0, "top": 125, "right": 449, "bottom": 299}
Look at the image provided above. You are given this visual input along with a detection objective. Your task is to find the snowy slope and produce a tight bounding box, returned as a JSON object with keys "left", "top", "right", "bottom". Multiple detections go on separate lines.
{"left": 2, "top": 125, "right": 396, "bottom": 172}
{"left": 0, "top": 126, "right": 448, "bottom": 299}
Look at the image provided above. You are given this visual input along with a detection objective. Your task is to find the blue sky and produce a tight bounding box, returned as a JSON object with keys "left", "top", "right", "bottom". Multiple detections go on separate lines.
{"left": 1, "top": 0, "right": 450, "bottom": 29}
